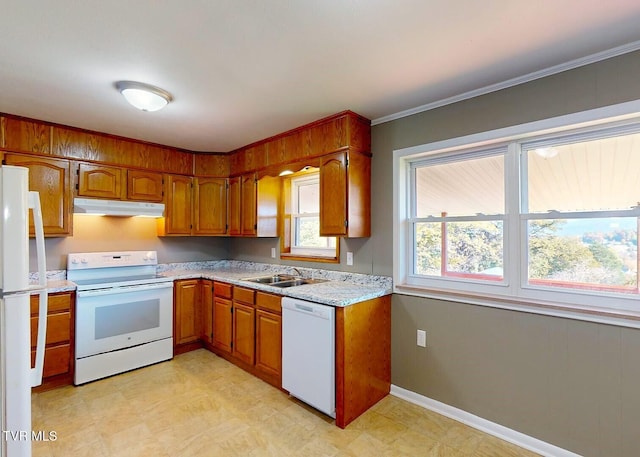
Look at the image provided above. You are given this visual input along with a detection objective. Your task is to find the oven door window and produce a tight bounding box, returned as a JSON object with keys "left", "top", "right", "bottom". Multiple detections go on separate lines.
{"left": 76, "top": 285, "right": 173, "bottom": 359}
{"left": 95, "top": 299, "right": 160, "bottom": 339}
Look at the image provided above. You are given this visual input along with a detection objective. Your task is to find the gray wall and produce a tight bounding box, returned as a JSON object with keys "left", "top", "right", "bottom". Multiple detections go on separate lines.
{"left": 375, "top": 51, "right": 640, "bottom": 457}
{"left": 228, "top": 228, "right": 375, "bottom": 274}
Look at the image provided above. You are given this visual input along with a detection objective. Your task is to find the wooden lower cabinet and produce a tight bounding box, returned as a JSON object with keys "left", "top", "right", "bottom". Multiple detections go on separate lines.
{"left": 255, "top": 308, "right": 281, "bottom": 379}
{"left": 335, "top": 295, "right": 391, "bottom": 428}
{"left": 200, "top": 279, "right": 214, "bottom": 345}
{"left": 30, "top": 291, "right": 75, "bottom": 390}
{"left": 212, "top": 282, "right": 233, "bottom": 353}
{"left": 208, "top": 283, "right": 282, "bottom": 387}
{"left": 231, "top": 286, "right": 256, "bottom": 364}
{"left": 232, "top": 302, "right": 255, "bottom": 365}
{"left": 173, "top": 279, "right": 203, "bottom": 354}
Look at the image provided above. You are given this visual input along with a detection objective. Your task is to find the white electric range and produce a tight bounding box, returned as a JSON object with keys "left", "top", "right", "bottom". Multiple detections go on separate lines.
{"left": 67, "top": 251, "right": 173, "bottom": 385}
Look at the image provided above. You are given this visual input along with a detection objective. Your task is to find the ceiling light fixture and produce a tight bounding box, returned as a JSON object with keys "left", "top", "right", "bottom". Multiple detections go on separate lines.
{"left": 115, "top": 81, "right": 173, "bottom": 112}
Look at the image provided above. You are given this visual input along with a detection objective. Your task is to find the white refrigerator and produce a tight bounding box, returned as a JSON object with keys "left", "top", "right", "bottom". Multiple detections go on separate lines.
{"left": 0, "top": 166, "right": 48, "bottom": 457}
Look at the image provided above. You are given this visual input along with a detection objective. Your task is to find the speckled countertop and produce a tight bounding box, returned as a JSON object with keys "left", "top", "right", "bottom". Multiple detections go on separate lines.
{"left": 31, "top": 261, "right": 392, "bottom": 307}
{"left": 158, "top": 260, "right": 392, "bottom": 307}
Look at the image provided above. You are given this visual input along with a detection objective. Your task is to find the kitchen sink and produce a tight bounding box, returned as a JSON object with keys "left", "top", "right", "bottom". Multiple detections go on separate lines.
{"left": 244, "top": 274, "right": 298, "bottom": 284}
{"left": 270, "top": 278, "right": 327, "bottom": 288}
{"left": 243, "top": 275, "right": 327, "bottom": 288}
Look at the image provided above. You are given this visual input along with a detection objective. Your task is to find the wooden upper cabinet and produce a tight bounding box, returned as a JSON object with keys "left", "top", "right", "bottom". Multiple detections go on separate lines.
{"left": 241, "top": 173, "right": 257, "bottom": 236}
{"left": 2, "top": 117, "right": 50, "bottom": 153}
{"left": 320, "top": 150, "right": 371, "bottom": 238}
{"left": 77, "top": 163, "right": 123, "bottom": 199}
{"left": 160, "top": 174, "right": 193, "bottom": 235}
{"left": 127, "top": 169, "right": 164, "bottom": 202}
{"left": 193, "top": 177, "right": 227, "bottom": 235}
{"left": 193, "top": 154, "right": 230, "bottom": 177}
{"left": 4, "top": 154, "right": 72, "bottom": 237}
{"left": 233, "top": 173, "right": 278, "bottom": 238}
{"left": 320, "top": 152, "right": 348, "bottom": 236}
{"left": 228, "top": 176, "right": 242, "bottom": 236}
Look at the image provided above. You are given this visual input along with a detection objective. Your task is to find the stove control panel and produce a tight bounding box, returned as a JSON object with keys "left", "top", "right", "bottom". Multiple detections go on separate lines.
{"left": 67, "top": 251, "right": 159, "bottom": 270}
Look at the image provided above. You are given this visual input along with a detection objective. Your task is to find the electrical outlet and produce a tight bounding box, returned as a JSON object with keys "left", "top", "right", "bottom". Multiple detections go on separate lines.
{"left": 346, "top": 251, "right": 354, "bottom": 266}
{"left": 417, "top": 329, "right": 427, "bottom": 347}
{"left": 271, "top": 247, "right": 276, "bottom": 258}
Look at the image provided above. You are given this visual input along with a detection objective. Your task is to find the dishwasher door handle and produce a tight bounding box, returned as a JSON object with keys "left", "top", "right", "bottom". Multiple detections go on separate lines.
{"left": 282, "top": 298, "right": 333, "bottom": 319}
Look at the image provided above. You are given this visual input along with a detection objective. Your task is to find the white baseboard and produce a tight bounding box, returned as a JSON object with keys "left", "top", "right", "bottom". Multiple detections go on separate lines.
{"left": 390, "top": 385, "right": 582, "bottom": 457}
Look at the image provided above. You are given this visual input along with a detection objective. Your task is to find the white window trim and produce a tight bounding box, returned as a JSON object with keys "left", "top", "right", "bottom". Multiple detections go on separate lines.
{"left": 393, "top": 99, "right": 640, "bottom": 328}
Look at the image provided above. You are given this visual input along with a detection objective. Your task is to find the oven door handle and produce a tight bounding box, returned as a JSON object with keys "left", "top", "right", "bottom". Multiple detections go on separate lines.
{"left": 77, "top": 282, "right": 173, "bottom": 297}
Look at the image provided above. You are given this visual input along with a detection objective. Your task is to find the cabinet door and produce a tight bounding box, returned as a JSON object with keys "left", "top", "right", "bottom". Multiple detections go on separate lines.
{"left": 319, "top": 151, "right": 348, "bottom": 236}
{"left": 194, "top": 177, "right": 228, "bottom": 235}
{"left": 228, "top": 176, "right": 242, "bottom": 236}
{"left": 164, "top": 174, "right": 193, "bottom": 235}
{"left": 174, "top": 279, "right": 200, "bottom": 346}
{"left": 4, "top": 154, "right": 71, "bottom": 236}
{"left": 200, "top": 280, "right": 213, "bottom": 345}
{"left": 241, "top": 173, "right": 257, "bottom": 236}
{"left": 232, "top": 302, "right": 255, "bottom": 365}
{"left": 255, "top": 309, "right": 281, "bottom": 379}
{"left": 29, "top": 292, "right": 73, "bottom": 381}
{"left": 77, "top": 163, "right": 123, "bottom": 199}
{"left": 127, "top": 169, "right": 164, "bottom": 202}
{"left": 213, "top": 297, "right": 233, "bottom": 353}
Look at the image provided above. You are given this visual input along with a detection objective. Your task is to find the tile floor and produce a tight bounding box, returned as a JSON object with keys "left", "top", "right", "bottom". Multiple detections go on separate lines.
{"left": 32, "top": 349, "right": 539, "bottom": 456}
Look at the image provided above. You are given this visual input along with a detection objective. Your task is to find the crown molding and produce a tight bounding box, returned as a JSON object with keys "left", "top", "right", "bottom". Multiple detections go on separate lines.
{"left": 372, "top": 40, "right": 640, "bottom": 126}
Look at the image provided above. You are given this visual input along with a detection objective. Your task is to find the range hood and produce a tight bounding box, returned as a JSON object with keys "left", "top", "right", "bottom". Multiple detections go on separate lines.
{"left": 74, "top": 198, "right": 165, "bottom": 217}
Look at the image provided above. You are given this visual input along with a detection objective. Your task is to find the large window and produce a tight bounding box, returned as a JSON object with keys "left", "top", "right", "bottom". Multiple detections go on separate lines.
{"left": 395, "top": 105, "right": 640, "bottom": 317}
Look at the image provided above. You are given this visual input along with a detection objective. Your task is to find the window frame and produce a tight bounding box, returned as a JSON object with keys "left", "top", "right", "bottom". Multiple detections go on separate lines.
{"left": 279, "top": 170, "right": 339, "bottom": 263}
{"left": 393, "top": 100, "right": 640, "bottom": 325}
{"left": 290, "top": 173, "right": 337, "bottom": 257}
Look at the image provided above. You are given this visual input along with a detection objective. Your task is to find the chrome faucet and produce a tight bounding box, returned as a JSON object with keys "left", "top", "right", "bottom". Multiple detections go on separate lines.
{"left": 291, "top": 267, "right": 303, "bottom": 278}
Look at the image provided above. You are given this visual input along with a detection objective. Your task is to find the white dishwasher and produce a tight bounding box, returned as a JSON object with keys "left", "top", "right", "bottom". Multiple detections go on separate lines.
{"left": 281, "top": 297, "right": 336, "bottom": 418}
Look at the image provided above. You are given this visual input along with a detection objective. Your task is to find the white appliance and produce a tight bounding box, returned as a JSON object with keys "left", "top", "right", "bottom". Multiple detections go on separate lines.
{"left": 67, "top": 251, "right": 173, "bottom": 385}
{"left": 73, "top": 198, "right": 164, "bottom": 217}
{"left": 0, "top": 166, "right": 49, "bottom": 457}
{"left": 281, "top": 297, "right": 335, "bottom": 418}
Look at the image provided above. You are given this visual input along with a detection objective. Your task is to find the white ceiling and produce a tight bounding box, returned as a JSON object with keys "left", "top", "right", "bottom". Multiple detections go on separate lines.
{"left": 2, "top": 1, "right": 640, "bottom": 153}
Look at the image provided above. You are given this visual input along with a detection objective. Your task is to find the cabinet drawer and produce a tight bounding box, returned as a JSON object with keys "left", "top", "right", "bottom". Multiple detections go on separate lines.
{"left": 31, "top": 344, "right": 71, "bottom": 378}
{"left": 31, "top": 312, "right": 70, "bottom": 347}
{"left": 213, "top": 282, "right": 232, "bottom": 299}
{"left": 233, "top": 286, "right": 255, "bottom": 305}
{"left": 30, "top": 293, "right": 71, "bottom": 315}
{"left": 256, "top": 292, "right": 281, "bottom": 314}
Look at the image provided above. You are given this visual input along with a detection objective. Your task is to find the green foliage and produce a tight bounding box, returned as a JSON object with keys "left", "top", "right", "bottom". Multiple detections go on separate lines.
{"left": 415, "top": 221, "right": 502, "bottom": 275}
{"left": 415, "top": 218, "right": 637, "bottom": 288}
{"left": 528, "top": 219, "right": 635, "bottom": 287}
